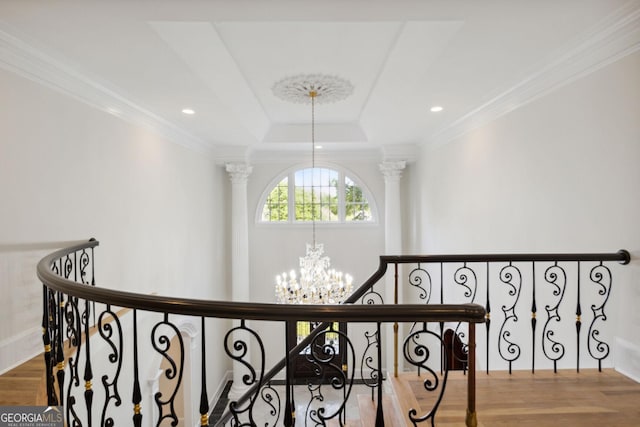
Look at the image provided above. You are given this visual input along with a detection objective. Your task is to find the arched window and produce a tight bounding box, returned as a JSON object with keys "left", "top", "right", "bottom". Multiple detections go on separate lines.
{"left": 259, "top": 166, "right": 375, "bottom": 223}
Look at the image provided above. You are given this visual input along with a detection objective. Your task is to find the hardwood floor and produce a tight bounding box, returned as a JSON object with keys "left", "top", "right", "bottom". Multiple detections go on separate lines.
{"left": 391, "top": 369, "right": 640, "bottom": 427}
{"left": 3, "top": 354, "right": 639, "bottom": 427}
{"left": 0, "top": 354, "right": 48, "bottom": 406}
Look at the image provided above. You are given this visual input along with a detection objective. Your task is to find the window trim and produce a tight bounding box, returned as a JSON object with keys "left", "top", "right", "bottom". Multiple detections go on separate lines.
{"left": 255, "top": 162, "right": 378, "bottom": 225}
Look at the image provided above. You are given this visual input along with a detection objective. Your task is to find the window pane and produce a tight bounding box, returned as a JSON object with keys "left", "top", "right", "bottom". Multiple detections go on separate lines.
{"left": 262, "top": 177, "right": 288, "bottom": 221}
{"left": 294, "top": 168, "right": 338, "bottom": 221}
{"left": 261, "top": 168, "right": 372, "bottom": 223}
{"left": 297, "top": 321, "right": 340, "bottom": 354}
{"left": 344, "top": 176, "right": 371, "bottom": 221}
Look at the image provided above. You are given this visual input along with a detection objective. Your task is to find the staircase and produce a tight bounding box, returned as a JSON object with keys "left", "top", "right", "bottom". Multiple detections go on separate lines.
{"left": 356, "top": 392, "right": 405, "bottom": 427}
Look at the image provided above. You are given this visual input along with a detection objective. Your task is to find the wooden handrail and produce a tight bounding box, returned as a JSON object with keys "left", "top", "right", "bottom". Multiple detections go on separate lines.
{"left": 381, "top": 250, "right": 630, "bottom": 264}
{"left": 38, "top": 240, "right": 628, "bottom": 323}
{"left": 37, "top": 240, "right": 487, "bottom": 323}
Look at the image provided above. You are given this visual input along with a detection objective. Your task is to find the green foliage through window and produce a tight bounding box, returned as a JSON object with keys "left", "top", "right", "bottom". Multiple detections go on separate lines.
{"left": 261, "top": 168, "right": 372, "bottom": 223}
{"left": 262, "top": 177, "right": 288, "bottom": 221}
{"left": 345, "top": 177, "right": 370, "bottom": 221}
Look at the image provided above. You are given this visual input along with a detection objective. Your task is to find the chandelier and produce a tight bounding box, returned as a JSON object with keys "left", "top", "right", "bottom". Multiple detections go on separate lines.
{"left": 272, "top": 74, "right": 354, "bottom": 304}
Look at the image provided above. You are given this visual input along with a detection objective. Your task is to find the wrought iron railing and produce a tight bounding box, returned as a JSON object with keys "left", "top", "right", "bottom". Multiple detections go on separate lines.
{"left": 223, "top": 249, "right": 630, "bottom": 426}
{"left": 38, "top": 239, "right": 486, "bottom": 427}
{"left": 381, "top": 252, "right": 630, "bottom": 376}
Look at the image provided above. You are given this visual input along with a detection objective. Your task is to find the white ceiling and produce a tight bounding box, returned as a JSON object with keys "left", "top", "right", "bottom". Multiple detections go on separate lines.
{"left": 1, "top": 0, "right": 638, "bottom": 162}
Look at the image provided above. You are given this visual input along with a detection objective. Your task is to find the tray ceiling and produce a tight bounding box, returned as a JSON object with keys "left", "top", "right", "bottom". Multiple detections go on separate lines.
{"left": 0, "top": 0, "right": 638, "bottom": 161}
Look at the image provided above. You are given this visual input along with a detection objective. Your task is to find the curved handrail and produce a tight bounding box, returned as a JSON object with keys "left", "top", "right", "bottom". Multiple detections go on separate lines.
{"left": 38, "top": 239, "right": 487, "bottom": 427}
{"left": 39, "top": 239, "right": 628, "bottom": 322}
{"left": 37, "top": 239, "right": 486, "bottom": 323}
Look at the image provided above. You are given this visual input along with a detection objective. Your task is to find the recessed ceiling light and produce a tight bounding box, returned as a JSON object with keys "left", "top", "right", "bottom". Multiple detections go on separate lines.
{"left": 430, "top": 106, "right": 443, "bottom": 112}
{"left": 182, "top": 108, "right": 195, "bottom": 115}
{"left": 315, "top": 145, "right": 323, "bottom": 149}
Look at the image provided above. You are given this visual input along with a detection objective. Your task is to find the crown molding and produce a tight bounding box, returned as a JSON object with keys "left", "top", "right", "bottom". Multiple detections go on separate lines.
{"left": 381, "top": 143, "right": 418, "bottom": 163}
{"left": 246, "top": 146, "right": 384, "bottom": 165}
{"left": 211, "top": 145, "right": 252, "bottom": 165}
{"left": 426, "top": 0, "right": 640, "bottom": 149}
{"left": 0, "top": 26, "right": 213, "bottom": 156}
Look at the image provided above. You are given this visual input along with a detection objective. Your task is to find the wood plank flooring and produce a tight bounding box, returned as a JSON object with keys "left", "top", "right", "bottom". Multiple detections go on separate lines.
{"left": 392, "top": 369, "right": 640, "bottom": 427}
{"left": 0, "top": 354, "right": 48, "bottom": 406}
{"left": 0, "top": 308, "right": 127, "bottom": 408}
{"left": 3, "top": 354, "right": 639, "bottom": 427}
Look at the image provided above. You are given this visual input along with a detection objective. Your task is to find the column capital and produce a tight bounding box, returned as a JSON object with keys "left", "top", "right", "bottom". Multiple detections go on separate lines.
{"left": 226, "top": 163, "right": 253, "bottom": 184}
{"left": 379, "top": 160, "right": 406, "bottom": 180}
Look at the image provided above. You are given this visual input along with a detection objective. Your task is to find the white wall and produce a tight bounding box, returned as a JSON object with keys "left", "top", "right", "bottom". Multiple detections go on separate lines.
{"left": 0, "top": 65, "right": 231, "bottom": 397}
{"left": 415, "top": 52, "right": 640, "bottom": 378}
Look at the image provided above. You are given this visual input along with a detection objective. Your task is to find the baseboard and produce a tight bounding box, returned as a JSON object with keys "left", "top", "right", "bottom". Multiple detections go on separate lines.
{"left": 210, "top": 370, "right": 232, "bottom": 408}
{"left": 0, "top": 327, "right": 42, "bottom": 375}
{"left": 614, "top": 337, "right": 640, "bottom": 383}
{"left": 206, "top": 370, "right": 232, "bottom": 427}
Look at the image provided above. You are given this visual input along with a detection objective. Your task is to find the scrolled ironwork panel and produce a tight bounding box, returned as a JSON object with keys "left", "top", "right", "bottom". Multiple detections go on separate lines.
{"left": 257, "top": 383, "right": 280, "bottom": 426}
{"left": 225, "top": 320, "right": 279, "bottom": 427}
{"left": 588, "top": 262, "right": 612, "bottom": 370}
{"left": 65, "top": 295, "right": 83, "bottom": 427}
{"left": 408, "top": 263, "right": 432, "bottom": 302}
{"left": 402, "top": 323, "right": 449, "bottom": 426}
{"left": 542, "top": 263, "right": 567, "bottom": 372}
{"left": 452, "top": 263, "right": 478, "bottom": 369}
{"left": 79, "top": 249, "right": 91, "bottom": 284}
{"left": 304, "top": 324, "right": 355, "bottom": 427}
{"left": 360, "top": 328, "right": 380, "bottom": 393}
{"left": 498, "top": 263, "right": 522, "bottom": 373}
{"left": 359, "top": 285, "right": 382, "bottom": 401}
{"left": 304, "top": 383, "right": 323, "bottom": 427}
{"left": 98, "top": 305, "right": 123, "bottom": 427}
{"left": 151, "top": 314, "right": 184, "bottom": 427}
{"left": 407, "top": 263, "right": 435, "bottom": 371}
{"left": 360, "top": 286, "right": 384, "bottom": 305}
{"left": 454, "top": 263, "right": 477, "bottom": 302}
{"left": 64, "top": 254, "right": 74, "bottom": 280}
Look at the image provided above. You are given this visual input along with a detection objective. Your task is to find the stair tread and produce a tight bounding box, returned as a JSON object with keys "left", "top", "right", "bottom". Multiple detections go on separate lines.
{"left": 356, "top": 393, "right": 405, "bottom": 427}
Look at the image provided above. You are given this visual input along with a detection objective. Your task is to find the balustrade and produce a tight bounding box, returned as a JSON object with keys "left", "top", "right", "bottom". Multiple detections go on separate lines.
{"left": 381, "top": 252, "right": 630, "bottom": 376}
{"left": 38, "top": 239, "right": 628, "bottom": 427}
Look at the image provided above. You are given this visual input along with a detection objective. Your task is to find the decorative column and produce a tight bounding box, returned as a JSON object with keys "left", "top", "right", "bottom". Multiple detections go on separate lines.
{"left": 225, "top": 162, "right": 253, "bottom": 399}
{"left": 379, "top": 160, "right": 406, "bottom": 376}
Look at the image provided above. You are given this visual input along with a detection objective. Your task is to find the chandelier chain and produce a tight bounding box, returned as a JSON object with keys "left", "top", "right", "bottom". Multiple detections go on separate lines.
{"left": 311, "top": 91, "right": 316, "bottom": 248}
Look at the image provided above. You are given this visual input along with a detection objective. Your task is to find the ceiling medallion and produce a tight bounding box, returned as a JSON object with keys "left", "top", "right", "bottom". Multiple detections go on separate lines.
{"left": 272, "top": 73, "right": 354, "bottom": 104}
